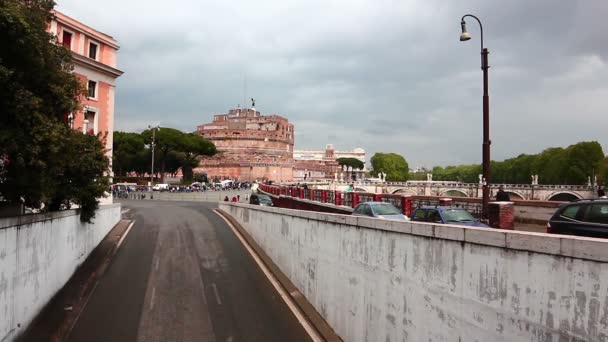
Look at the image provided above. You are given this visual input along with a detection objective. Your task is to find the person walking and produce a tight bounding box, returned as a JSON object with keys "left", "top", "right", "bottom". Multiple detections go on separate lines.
{"left": 223, "top": 196, "right": 229, "bottom": 201}
{"left": 598, "top": 186, "right": 607, "bottom": 199}
{"left": 495, "top": 185, "right": 510, "bottom": 201}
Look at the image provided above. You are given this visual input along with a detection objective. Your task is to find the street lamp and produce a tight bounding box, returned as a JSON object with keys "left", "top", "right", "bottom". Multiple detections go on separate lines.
{"left": 148, "top": 125, "right": 160, "bottom": 195}
{"left": 460, "top": 14, "right": 491, "bottom": 220}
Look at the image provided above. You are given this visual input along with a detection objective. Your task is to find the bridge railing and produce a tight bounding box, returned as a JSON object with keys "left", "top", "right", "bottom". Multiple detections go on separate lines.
{"left": 258, "top": 184, "right": 414, "bottom": 216}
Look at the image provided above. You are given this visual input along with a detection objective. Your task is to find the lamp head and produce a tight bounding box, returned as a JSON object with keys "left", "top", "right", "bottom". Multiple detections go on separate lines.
{"left": 460, "top": 20, "right": 471, "bottom": 41}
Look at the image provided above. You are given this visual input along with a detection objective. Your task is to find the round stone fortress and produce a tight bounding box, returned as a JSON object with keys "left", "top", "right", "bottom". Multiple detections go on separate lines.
{"left": 195, "top": 107, "right": 294, "bottom": 182}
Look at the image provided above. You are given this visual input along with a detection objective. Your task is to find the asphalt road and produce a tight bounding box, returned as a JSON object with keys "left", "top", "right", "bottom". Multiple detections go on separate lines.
{"left": 67, "top": 200, "right": 309, "bottom": 342}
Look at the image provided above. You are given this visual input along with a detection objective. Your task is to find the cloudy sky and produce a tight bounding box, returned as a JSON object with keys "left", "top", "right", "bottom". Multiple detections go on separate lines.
{"left": 56, "top": 0, "right": 607, "bottom": 168}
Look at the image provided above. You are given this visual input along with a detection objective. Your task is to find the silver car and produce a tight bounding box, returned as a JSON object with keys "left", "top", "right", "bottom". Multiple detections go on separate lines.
{"left": 352, "top": 202, "right": 410, "bottom": 221}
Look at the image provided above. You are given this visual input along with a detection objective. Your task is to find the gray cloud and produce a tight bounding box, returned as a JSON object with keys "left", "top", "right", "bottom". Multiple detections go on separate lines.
{"left": 56, "top": 0, "right": 608, "bottom": 168}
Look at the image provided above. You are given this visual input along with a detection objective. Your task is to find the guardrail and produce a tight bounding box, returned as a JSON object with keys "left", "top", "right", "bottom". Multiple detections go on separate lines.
{"left": 259, "top": 184, "right": 413, "bottom": 216}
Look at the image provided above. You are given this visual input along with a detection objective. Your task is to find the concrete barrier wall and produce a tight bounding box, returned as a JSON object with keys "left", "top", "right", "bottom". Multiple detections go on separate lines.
{"left": 0, "top": 204, "right": 121, "bottom": 342}
{"left": 220, "top": 203, "right": 608, "bottom": 342}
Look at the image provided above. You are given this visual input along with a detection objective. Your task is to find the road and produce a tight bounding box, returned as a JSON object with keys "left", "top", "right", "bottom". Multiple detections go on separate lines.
{"left": 66, "top": 200, "right": 310, "bottom": 342}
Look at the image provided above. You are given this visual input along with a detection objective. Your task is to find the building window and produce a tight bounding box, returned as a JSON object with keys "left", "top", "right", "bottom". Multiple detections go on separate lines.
{"left": 89, "top": 42, "right": 98, "bottom": 60}
{"left": 87, "top": 80, "right": 97, "bottom": 99}
{"left": 62, "top": 31, "right": 72, "bottom": 48}
{"left": 84, "top": 110, "right": 97, "bottom": 135}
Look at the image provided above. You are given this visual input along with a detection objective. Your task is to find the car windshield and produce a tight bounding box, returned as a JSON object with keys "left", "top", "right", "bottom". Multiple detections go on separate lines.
{"left": 442, "top": 209, "right": 475, "bottom": 222}
{"left": 258, "top": 196, "right": 273, "bottom": 204}
{"left": 372, "top": 203, "right": 401, "bottom": 215}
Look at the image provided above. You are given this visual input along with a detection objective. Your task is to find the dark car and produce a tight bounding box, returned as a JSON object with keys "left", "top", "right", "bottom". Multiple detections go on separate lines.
{"left": 547, "top": 199, "right": 608, "bottom": 238}
{"left": 411, "top": 206, "right": 489, "bottom": 227}
{"left": 250, "top": 194, "right": 274, "bottom": 206}
{"left": 352, "top": 202, "right": 409, "bottom": 221}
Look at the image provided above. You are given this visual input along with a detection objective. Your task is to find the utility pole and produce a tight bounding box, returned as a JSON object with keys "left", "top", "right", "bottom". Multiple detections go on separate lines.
{"left": 149, "top": 125, "right": 159, "bottom": 197}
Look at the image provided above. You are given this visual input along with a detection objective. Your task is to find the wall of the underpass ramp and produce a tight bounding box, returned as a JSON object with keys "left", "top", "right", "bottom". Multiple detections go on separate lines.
{"left": 0, "top": 204, "right": 121, "bottom": 342}
{"left": 220, "top": 203, "right": 608, "bottom": 342}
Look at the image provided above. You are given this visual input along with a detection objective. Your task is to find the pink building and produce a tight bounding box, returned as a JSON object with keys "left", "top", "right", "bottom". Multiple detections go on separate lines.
{"left": 47, "top": 11, "right": 123, "bottom": 167}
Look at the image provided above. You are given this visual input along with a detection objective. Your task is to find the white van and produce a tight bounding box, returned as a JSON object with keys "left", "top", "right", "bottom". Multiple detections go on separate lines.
{"left": 152, "top": 183, "right": 169, "bottom": 191}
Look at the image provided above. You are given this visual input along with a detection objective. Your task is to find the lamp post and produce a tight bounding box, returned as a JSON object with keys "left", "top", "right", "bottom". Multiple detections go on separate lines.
{"left": 460, "top": 14, "right": 491, "bottom": 220}
{"left": 148, "top": 125, "right": 160, "bottom": 196}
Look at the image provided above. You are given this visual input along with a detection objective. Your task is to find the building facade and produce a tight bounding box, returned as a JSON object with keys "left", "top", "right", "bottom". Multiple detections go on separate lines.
{"left": 293, "top": 145, "right": 367, "bottom": 181}
{"left": 195, "top": 108, "right": 294, "bottom": 182}
{"left": 48, "top": 11, "right": 123, "bottom": 202}
{"left": 294, "top": 145, "right": 366, "bottom": 167}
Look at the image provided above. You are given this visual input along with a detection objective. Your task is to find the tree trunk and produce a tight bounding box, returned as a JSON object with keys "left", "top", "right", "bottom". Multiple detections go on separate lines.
{"left": 183, "top": 165, "right": 193, "bottom": 182}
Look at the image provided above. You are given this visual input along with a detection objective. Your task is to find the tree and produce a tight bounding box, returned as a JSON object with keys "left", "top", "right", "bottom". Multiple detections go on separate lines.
{"left": 179, "top": 133, "right": 216, "bottom": 182}
{"left": 336, "top": 157, "right": 364, "bottom": 170}
{"left": 0, "top": 0, "right": 109, "bottom": 222}
{"left": 113, "top": 132, "right": 145, "bottom": 176}
{"left": 370, "top": 153, "right": 409, "bottom": 181}
{"left": 564, "top": 141, "right": 604, "bottom": 184}
{"left": 141, "top": 128, "right": 184, "bottom": 182}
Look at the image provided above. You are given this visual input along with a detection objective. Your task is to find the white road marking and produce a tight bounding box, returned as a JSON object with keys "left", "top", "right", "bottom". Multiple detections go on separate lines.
{"left": 121, "top": 209, "right": 131, "bottom": 215}
{"left": 226, "top": 337, "right": 233, "bottom": 342}
{"left": 211, "top": 283, "right": 222, "bottom": 305}
{"left": 155, "top": 257, "right": 160, "bottom": 271}
{"left": 213, "top": 210, "right": 324, "bottom": 342}
{"left": 150, "top": 286, "right": 156, "bottom": 310}
{"left": 117, "top": 221, "right": 135, "bottom": 249}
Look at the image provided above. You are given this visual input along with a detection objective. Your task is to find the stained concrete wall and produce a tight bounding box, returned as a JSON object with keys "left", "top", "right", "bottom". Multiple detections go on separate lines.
{"left": 0, "top": 204, "right": 121, "bottom": 342}
{"left": 220, "top": 203, "right": 608, "bottom": 342}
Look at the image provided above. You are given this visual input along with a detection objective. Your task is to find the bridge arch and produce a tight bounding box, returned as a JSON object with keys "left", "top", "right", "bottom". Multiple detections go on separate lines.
{"left": 392, "top": 188, "right": 418, "bottom": 196}
{"left": 546, "top": 191, "right": 582, "bottom": 202}
{"left": 439, "top": 189, "right": 469, "bottom": 198}
{"left": 355, "top": 187, "right": 371, "bottom": 192}
{"left": 505, "top": 191, "right": 525, "bottom": 200}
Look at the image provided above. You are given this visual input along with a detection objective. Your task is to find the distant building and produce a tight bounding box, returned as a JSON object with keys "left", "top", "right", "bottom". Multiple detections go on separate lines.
{"left": 195, "top": 108, "right": 294, "bottom": 182}
{"left": 293, "top": 144, "right": 366, "bottom": 181}
{"left": 48, "top": 11, "right": 123, "bottom": 202}
{"left": 294, "top": 145, "right": 366, "bottom": 168}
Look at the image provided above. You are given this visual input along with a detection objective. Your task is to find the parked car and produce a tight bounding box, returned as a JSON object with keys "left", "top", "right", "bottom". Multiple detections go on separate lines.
{"left": 249, "top": 194, "right": 274, "bottom": 206}
{"left": 152, "top": 183, "right": 169, "bottom": 191}
{"left": 352, "top": 202, "right": 409, "bottom": 221}
{"left": 411, "top": 206, "right": 489, "bottom": 227}
{"left": 547, "top": 199, "right": 608, "bottom": 238}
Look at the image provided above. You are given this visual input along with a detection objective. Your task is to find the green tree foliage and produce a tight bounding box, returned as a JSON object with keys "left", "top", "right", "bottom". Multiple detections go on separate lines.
{"left": 370, "top": 153, "right": 409, "bottom": 181}
{"left": 430, "top": 141, "right": 605, "bottom": 185}
{"left": 336, "top": 157, "right": 364, "bottom": 170}
{"left": 113, "top": 132, "right": 145, "bottom": 177}
{"left": 141, "top": 128, "right": 185, "bottom": 182}
{"left": 119, "top": 129, "right": 216, "bottom": 182}
{"left": 180, "top": 133, "right": 216, "bottom": 182}
{"left": 0, "top": 0, "right": 109, "bottom": 222}
{"left": 599, "top": 157, "right": 608, "bottom": 185}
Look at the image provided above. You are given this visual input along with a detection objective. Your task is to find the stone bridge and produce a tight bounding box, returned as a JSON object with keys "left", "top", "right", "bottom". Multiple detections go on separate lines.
{"left": 314, "top": 181, "right": 596, "bottom": 201}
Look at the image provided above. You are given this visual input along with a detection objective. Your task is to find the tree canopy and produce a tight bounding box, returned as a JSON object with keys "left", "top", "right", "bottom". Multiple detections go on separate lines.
{"left": 370, "top": 153, "right": 409, "bottom": 181}
{"left": 426, "top": 141, "right": 605, "bottom": 185}
{"left": 0, "top": 0, "right": 109, "bottom": 222}
{"left": 114, "top": 129, "right": 216, "bottom": 182}
{"left": 336, "top": 157, "right": 364, "bottom": 170}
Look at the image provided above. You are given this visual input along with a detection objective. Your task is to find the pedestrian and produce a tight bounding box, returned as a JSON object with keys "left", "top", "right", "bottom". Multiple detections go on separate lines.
{"left": 237, "top": 194, "right": 240, "bottom": 201}
{"left": 598, "top": 186, "right": 607, "bottom": 199}
{"left": 231, "top": 196, "right": 237, "bottom": 202}
{"left": 224, "top": 196, "right": 229, "bottom": 201}
{"left": 495, "top": 185, "right": 510, "bottom": 201}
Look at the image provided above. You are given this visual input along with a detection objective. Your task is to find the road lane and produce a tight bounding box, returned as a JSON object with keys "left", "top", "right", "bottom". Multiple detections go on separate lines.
{"left": 67, "top": 200, "right": 309, "bottom": 342}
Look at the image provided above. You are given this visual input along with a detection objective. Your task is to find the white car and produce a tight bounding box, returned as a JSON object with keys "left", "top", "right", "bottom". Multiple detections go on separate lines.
{"left": 152, "top": 183, "right": 169, "bottom": 191}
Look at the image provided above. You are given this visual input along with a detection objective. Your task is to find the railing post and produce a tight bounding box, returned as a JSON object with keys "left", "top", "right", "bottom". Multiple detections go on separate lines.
{"left": 401, "top": 196, "right": 412, "bottom": 217}
{"left": 310, "top": 189, "right": 315, "bottom": 201}
{"left": 353, "top": 193, "right": 360, "bottom": 208}
{"left": 300, "top": 188, "right": 304, "bottom": 199}
{"left": 335, "top": 191, "right": 342, "bottom": 206}
{"left": 322, "top": 190, "right": 328, "bottom": 203}
{"left": 373, "top": 194, "right": 382, "bottom": 201}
